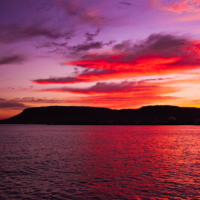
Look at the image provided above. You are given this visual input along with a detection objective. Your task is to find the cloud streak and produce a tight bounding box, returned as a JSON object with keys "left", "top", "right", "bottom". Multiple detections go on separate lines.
{"left": 0, "top": 98, "right": 28, "bottom": 109}
{"left": 43, "top": 81, "right": 136, "bottom": 94}
{"left": 0, "top": 23, "right": 74, "bottom": 43}
{"left": 0, "top": 97, "right": 69, "bottom": 109}
{"left": 119, "top": 2, "right": 133, "bottom": 6}
{"left": 13, "top": 97, "right": 67, "bottom": 104}
{"left": 39, "top": 79, "right": 179, "bottom": 108}
{"left": 42, "top": 79, "right": 178, "bottom": 95}
{"left": 32, "top": 77, "right": 85, "bottom": 84}
{"left": 0, "top": 55, "right": 25, "bottom": 65}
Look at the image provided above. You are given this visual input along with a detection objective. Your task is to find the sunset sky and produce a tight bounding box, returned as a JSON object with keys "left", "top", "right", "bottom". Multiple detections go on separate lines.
{"left": 1, "top": 0, "right": 200, "bottom": 119}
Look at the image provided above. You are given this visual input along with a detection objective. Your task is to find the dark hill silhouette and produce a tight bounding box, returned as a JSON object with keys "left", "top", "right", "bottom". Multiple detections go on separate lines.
{"left": 0, "top": 105, "right": 200, "bottom": 125}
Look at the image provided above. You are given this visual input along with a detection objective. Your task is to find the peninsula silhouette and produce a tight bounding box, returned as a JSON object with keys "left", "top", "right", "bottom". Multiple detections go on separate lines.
{"left": 1, "top": 105, "right": 200, "bottom": 125}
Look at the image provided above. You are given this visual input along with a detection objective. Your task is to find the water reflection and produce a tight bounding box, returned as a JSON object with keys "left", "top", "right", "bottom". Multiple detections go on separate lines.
{"left": 0, "top": 125, "right": 200, "bottom": 199}
{"left": 79, "top": 126, "right": 200, "bottom": 199}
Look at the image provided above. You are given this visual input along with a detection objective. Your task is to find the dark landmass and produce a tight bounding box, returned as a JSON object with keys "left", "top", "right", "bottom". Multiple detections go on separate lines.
{"left": 0, "top": 105, "right": 200, "bottom": 125}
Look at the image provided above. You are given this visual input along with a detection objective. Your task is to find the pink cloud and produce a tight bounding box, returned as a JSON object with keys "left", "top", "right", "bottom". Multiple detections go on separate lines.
{"left": 150, "top": 0, "right": 200, "bottom": 12}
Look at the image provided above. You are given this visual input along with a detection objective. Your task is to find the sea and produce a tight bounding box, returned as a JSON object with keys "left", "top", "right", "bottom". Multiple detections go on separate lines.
{"left": 0, "top": 125, "right": 200, "bottom": 200}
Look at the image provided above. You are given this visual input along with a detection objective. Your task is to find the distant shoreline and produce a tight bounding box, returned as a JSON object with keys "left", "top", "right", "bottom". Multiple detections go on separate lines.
{"left": 1, "top": 105, "right": 200, "bottom": 125}
{"left": 41, "top": 122, "right": 200, "bottom": 125}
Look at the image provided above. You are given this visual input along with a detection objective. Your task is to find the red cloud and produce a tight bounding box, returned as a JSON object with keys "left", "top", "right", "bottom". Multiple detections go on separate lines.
{"left": 68, "top": 34, "right": 200, "bottom": 81}
{"left": 71, "top": 56, "right": 187, "bottom": 81}
{"left": 64, "top": 95, "right": 178, "bottom": 109}
{"left": 32, "top": 34, "right": 200, "bottom": 85}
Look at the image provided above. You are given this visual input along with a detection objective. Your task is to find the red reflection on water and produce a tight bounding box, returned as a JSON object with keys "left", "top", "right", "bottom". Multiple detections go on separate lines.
{"left": 77, "top": 126, "right": 200, "bottom": 198}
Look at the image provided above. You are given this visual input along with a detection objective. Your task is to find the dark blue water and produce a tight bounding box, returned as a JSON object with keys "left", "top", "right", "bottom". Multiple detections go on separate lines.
{"left": 0, "top": 125, "right": 200, "bottom": 199}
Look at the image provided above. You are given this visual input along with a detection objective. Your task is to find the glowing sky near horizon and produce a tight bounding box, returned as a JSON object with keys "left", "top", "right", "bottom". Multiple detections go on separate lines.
{"left": 1, "top": 0, "right": 200, "bottom": 119}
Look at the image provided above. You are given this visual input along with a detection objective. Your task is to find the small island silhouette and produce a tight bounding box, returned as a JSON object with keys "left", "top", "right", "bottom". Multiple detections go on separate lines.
{"left": 1, "top": 105, "right": 200, "bottom": 125}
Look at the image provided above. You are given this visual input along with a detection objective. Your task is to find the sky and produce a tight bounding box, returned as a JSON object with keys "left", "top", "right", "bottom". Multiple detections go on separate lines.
{"left": 1, "top": 0, "right": 200, "bottom": 119}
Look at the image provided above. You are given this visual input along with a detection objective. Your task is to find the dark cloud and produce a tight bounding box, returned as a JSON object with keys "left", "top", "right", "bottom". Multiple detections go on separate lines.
{"left": 70, "top": 42, "right": 104, "bottom": 52}
{"left": 141, "top": 34, "right": 187, "bottom": 56}
{"left": 0, "top": 23, "right": 74, "bottom": 43}
{"left": 73, "top": 33, "right": 187, "bottom": 62}
{"left": 0, "top": 55, "right": 25, "bottom": 65}
{"left": 35, "top": 29, "right": 114, "bottom": 55}
{"left": 36, "top": 42, "right": 68, "bottom": 49}
{"left": 36, "top": 40, "right": 104, "bottom": 54}
{"left": 0, "top": 97, "right": 68, "bottom": 111}
{"left": 81, "top": 68, "right": 110, "bottom": 75}
{"left": 32, "top": 77, "right": 85, "bottom": 84}
{"left": 68, "top": 40, "right": 114, "bottom": 55}
{"left": 112, "top": 33, "right": 187, "bottom": 57}
{"left": 112, "top": 40, "right": 132, "bottom": 52}
{"left": 13, "top": 97, "right": 67, "bottom": 104}
{"left": 42, "top": 80, "right": 135, "bottom": 94}
{"left": 35, "top": 42, "right": 68, "bottom": 54}
{"left": 68, "top": 29, "right": 113, "bottom": 54}
{"left": 32, "top": 69, "right": 112, "bottom": 85}
{"left": 73, "top": 40, "right": 114, "bottom": 54}
{"left": 61, "top": 81, "right": 135, "bottom": 94}
{"left": 120, "top": 2, "right": 133, "bottom": 6}
{"left": 0, "top": 98, "right": 27, "bottom": 109}
{"left": 50, "top": 40, "right": 113, "bottom": 55}
{"left": 85, "top": 29, "right": 100, "bottom": 41}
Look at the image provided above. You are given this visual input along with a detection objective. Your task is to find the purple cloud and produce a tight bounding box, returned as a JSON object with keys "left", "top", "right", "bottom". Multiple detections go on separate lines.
{"left": 120, "top": 2, "right": 133, "bottom": 6}
{"left": 0, "top": 23, "right": 75, "bottom": 43}
{"left": 42, "top": 80, "right": 159, "bottom": 94}
{"left": 0, "top": 55, "right": 25, "bottom": 65}
{"left": 0, "top": 98, "right": 28, "bottom": 109}
{"left": 85, "top": 29, "right": 100, "bottom": 41}
{"left": 32, "top": 77, "right": 85, "bottom": 84}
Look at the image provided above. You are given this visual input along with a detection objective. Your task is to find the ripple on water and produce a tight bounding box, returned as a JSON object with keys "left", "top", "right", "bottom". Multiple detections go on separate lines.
{"left": 0, "top": 125, "right": 200, "bottom": 199}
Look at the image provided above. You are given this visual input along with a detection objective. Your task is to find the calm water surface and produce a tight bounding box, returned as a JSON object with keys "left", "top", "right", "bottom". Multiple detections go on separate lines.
{"left": 0, "top": 125, "right": 200, "bottom": 200}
